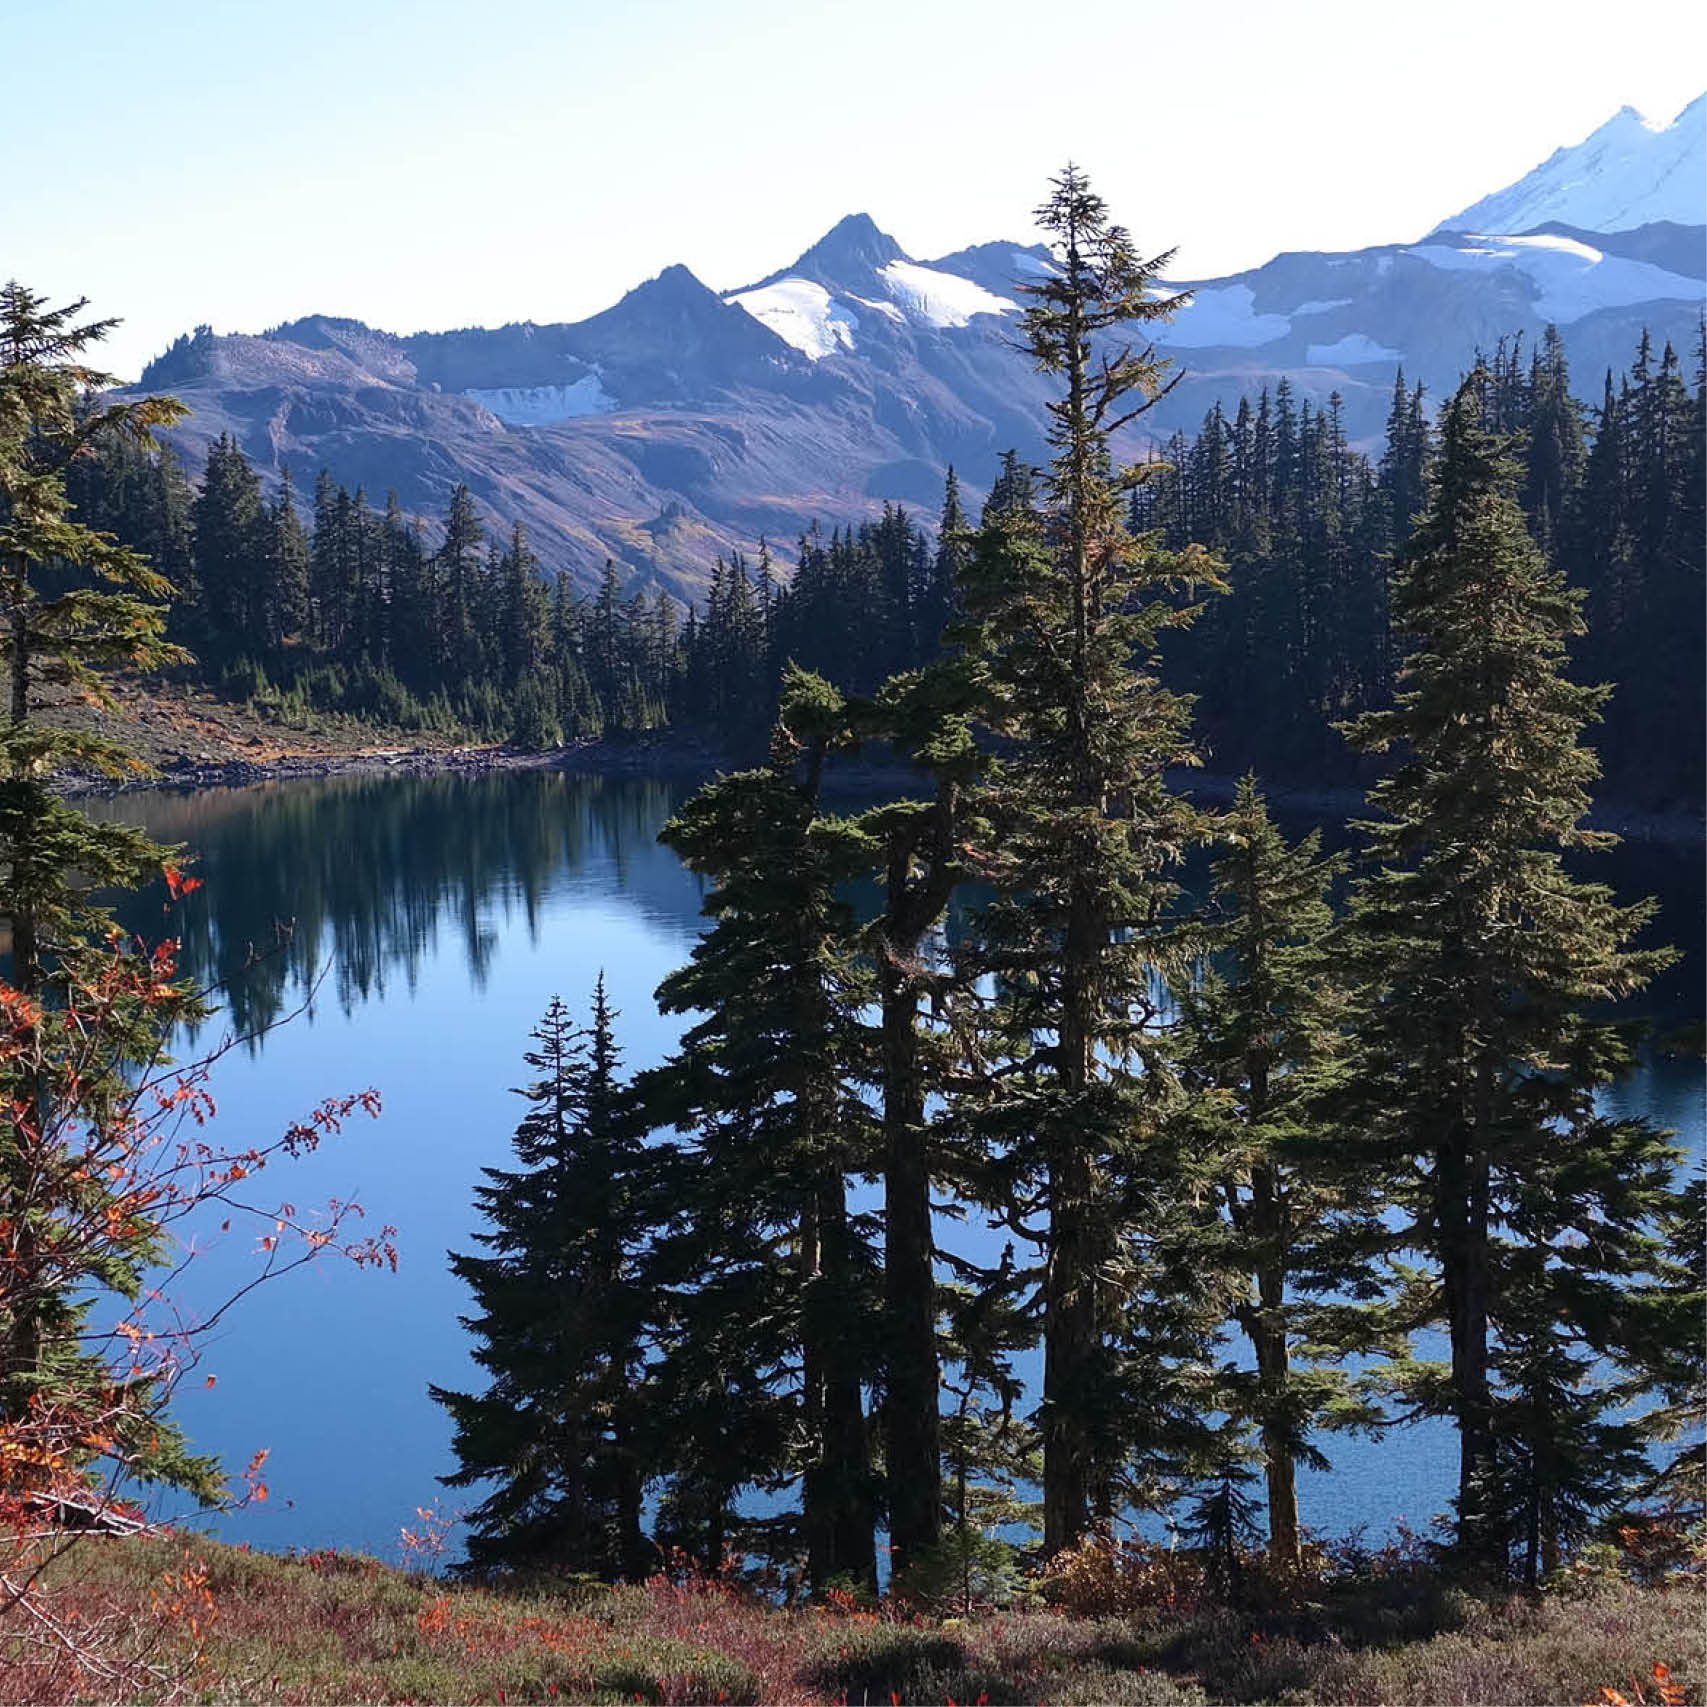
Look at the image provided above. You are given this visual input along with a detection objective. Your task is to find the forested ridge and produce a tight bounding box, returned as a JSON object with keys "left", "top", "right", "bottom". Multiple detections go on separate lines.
{"left": 66, "top": 319, "right": 1705, "bottom": 809}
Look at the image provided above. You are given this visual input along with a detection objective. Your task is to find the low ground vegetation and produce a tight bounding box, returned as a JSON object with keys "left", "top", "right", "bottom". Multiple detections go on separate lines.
{"left": 7, "top": 1530, "right": 1701, "bottom": 1705}
{"left": 37, "top": 673, "right": 471, "bottom": 774}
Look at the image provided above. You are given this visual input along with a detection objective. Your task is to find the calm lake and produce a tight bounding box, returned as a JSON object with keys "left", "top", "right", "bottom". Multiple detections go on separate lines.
{"left": 93, "top": 769, "right": 1705, "bottom": 1561}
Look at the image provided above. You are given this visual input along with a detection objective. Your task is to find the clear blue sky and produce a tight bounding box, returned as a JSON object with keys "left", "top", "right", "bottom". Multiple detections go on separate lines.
{"left": 7, "top": 0, "right": 1703, "bottom": 379}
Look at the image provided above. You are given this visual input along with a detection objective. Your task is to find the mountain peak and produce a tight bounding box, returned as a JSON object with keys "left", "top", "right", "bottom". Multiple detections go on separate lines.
{"left": 1436, "top": 93, "right": 1705, "bottom": 236}
{"left": 589, "top": 262, "right": 745, "bottom": 329}
{"left": 791, "top": 213, "right": 907, "bottom": 280}
{"left": 636, "top": 262, "right": 718, "bottom": 300}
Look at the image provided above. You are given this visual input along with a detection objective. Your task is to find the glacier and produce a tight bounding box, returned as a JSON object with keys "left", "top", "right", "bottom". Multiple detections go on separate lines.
{"left": 727, "top": 278, "right": 860, "bottom": 360}
{"left": 878, "top": 260, "right": 1018, "bottom": 329}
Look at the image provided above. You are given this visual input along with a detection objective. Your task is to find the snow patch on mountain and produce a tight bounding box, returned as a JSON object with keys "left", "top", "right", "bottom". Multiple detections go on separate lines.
{"left": 878, "top": 261, "right": 1017, "bottom": 328}
{"left": 1159, "top": 284, "right": 1290, "bottom": 349}
{"left": 728, "top": 279, "right": 859, "bottom": 360}
{"left": 1307, "top": 333, "right": 1403, "bottom": 365}
{"left": 1411, "top": 234, "right": 1702, "bottom": 322}
{"left": 1437, "top": 94, "right": 1705, "bottom": 235}
{"left": 1293, "top": 298, "right": 1356, "bottom": 315}
{"left": 465, "top": 375, "right": 616, "bottom": 424}
{"left": 1011, "top": 248, "right": 1060, "bottom": 279}
{"left": 848, "top": 293, "right": 904, "bottom": 325}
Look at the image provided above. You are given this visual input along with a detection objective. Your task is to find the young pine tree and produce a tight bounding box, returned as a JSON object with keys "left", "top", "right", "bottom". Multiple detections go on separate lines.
{"left": 432, "top": 981, "right": 651, "bottom": 1581}
{"left": 1341, "top": 368, "right": 1685, "bottom": 1579}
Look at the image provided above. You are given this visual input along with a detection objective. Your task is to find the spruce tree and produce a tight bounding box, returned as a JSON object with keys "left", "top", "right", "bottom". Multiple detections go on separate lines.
{"left": 438, "top": 482, "right": 484, "bottom": 686}
{"left": 1520, "top": 325, "right": 1585, "bottom": 558}
{"left": 432, "top": 981, "right": 651, "bottom": 1581}
{"left": 1342, "top": 368, "right": 1685, "bottom": 1578}
{"left": 263, "top": 466, "right": 310, "bottom": 656}
{"left": 918, "top": 466, "right": 970, "bottom": 649}
{"left": 0, "top": 284, "right": 193, "bottom": 986}
{"left": 189, "top": 433, "right": 265, "bottom": 655}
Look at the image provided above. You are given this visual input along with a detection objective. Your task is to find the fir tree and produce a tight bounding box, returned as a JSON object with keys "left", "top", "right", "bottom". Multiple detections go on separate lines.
{"left": 438, "top": 482, "right": 485, "bottom": 685}
{"left": 0, "top": 281, "right": 214, "bottom": 1498}
{"left": 189, "top": 433, "right": 265, "bottom": 652}
{"left": 262, "top": 466, "right": 310, "bottom": 655}
{"left": 0, "top": 283, "right": 194, "bottom": 985}
{"left": 432, "top": 981, "right": 651, "bottom": 1581}
{"left": 853, "top": 664, "right": 981, "bottom": 1575}
{"left": 1177, "top": 778, "right": 1375, "bottom": 1568}
{"left": 646, "top": 671, "right": 881, "bottom": 1592}
{"left": 981, "top": 449, "right": 1037, "bottom": 522}
{"left": 919, "top": 466, "right": 970, "bottom": 647}
{"left": 1520, "top": 325, "right": 1585, "bottom": 557}
{"left": 955, "top": 170, "right": 1223, "bottom": 1553}
{"left": 1342, "top": 368, "right": 1685, "bottom": 1578}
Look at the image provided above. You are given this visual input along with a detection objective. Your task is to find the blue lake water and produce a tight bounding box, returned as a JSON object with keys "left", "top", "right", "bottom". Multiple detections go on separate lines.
{"left": 91, "top": 769, "right": 1704, "bottom": 1562}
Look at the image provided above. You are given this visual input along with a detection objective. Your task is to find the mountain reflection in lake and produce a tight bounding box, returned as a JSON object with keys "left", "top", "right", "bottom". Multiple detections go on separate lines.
{"left": 99, "top": 771, "right": 709, "bottom": 1036}
{"left": 87, "top": 771, "right": 1704, "bottom": 1559}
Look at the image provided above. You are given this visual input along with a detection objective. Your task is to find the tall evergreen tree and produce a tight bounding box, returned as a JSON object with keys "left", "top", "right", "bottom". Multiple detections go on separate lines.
{"left": 955, "top": 170, "right": 1223, "bottom": 1554}
{"left": 0, "top": 282, "right": 215, "bottom": 1498}
{"left": 438, "top": 482, "right": 485, "bottom": 685}
{"left": 262, "top": 466, "right": 310, "bottom": 656}
{"left": 852, "top": 665, "right": 981, "bottom": 1575}
{"left": 1341, "top": 368, "right": 1685, "bottom": 1578}
{"left": 0, "top": 283, "right": 193, "bottom": 987}
{"left": 647, "top": 671, "right": 881, "bottom": 1592}
{"left": 189, "top": 433, "right": 265, "bottom": 652}
{"left": 1520, "top": 325, "right": 1585, "bottom": 558}
{"left": 919, "top": 467, "right": 970, "bottom": 649}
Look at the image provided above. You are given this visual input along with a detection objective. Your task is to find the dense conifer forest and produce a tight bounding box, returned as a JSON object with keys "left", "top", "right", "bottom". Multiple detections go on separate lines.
{"left": 65, "top": 320, "right": 1705, "bottom": 808}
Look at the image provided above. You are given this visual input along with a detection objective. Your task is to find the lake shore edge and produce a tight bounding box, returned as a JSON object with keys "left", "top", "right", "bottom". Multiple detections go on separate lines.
{"left": 57, "top": 730, "right": 1706, "bottom": 847}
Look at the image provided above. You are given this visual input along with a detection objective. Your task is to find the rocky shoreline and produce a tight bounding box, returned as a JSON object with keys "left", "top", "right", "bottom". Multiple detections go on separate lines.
{"left": 56, "top": 733, "right": 1705, "bottom": 847}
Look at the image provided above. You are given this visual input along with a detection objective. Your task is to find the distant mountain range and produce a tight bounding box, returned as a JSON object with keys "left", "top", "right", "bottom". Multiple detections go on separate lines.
{"left": 136, "top": 97, "right": 1706, "bottom": 596}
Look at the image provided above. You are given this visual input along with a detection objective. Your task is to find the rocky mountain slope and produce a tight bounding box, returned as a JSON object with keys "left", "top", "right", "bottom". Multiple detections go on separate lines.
{"left": 136, "top": 99, "right": 1705, "bottom": 595}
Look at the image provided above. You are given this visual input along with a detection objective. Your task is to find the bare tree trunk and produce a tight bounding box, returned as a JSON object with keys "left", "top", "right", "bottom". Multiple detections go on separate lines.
{"left": 878, "top": 794, "right": 957, "bottom": 1577}
{"left": 1043, "top": 1128, "right": 1096, "bottom": 1554}
{"left": 881, "top": 953, "right": 941, "bottom": 1575}
{"left": 802, "top": 1177, "right": 877, "bottom": 1595}
{"left": 1249, "top": 1163, "right": 1300, "bottom": 1569}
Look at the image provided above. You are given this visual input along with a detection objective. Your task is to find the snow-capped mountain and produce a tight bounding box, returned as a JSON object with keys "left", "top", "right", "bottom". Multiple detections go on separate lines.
{"left": 1437, "top": 96, "right": 1705, "bottom": 237}
{"left": 137, "top": 100, "right": 1705, "bottom": 593}
{"left": 725, "top": 213, "right": 1027, "bottom": 360}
